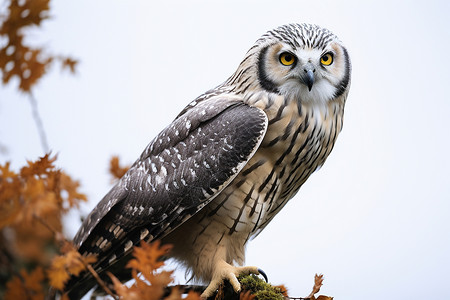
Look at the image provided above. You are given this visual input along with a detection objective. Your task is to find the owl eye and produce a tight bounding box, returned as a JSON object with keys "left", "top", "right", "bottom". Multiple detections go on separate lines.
{"left": 320, "top": 53, "right": 333, "bottom": 66}
{"left": 279, "top": 52, "right": 296, "bottom": 66}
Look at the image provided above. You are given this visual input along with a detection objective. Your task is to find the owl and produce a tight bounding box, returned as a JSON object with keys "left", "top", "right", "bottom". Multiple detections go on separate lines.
{"left": 66, "top": 23, "right": 351, "bottom": 299}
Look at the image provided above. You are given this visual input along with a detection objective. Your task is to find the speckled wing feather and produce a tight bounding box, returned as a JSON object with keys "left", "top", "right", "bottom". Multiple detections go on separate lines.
{"left": 66, "top": 96, "right": 268, "bottom": 297}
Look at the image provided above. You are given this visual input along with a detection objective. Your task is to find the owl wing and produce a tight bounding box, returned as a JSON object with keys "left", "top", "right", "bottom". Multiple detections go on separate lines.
{"left": 67, "top": 96, "right": 268, "bottom": 297}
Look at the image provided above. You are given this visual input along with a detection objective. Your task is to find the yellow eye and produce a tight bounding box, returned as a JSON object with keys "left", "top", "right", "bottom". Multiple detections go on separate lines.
{"left": 279, "top": 52, "right": 296, "bottom": 66}
{"left": 320, "top": 53, "right": 333, "bottom": 66}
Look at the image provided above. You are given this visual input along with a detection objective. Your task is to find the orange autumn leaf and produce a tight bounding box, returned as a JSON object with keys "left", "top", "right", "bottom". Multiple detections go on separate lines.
{"left": 1, "top": 153, "right": 86, "bottom": 270}
{"left": 5, "top": 267, "right": 45, "bottom": 300}
{"left": 60, "top": 57, "right": 78, "bottom": 73}
{"left": 47, "top": 248, "right": 97, "bottom": 290}
{"left": 126, "top": 240, "right": 172, "bottom": 279}
{"left": 59, "top": 171, "right": 87, "bottom": 209}
{"left": 109, "top": 155, "right": 130, "bottom": 180}
{"left": 316, "top": 296, "right": 334, "bottom": 300}
{"left": 0, "top": 155, "right": 61, "bottom": 232}
{"left": 110, "top": 269, "right": 173, "bottom": 300}
{"left": 306, "top": 274, "right": 333, "bottom": 300}
{"left": 20, "top": 153, "right": 56, "bottom": 177}
{"left": 0, "top": 154, "right": 86, "bottom": 227}
{"left": 109, "top": 241, "right": 176, "bottom": 300}
{"left": 307, "top": 273, "right": 324, "bottom": 298}
{"left": 145, "top": 269, "right": 174, "bottom": 291}
{"left": 0, "top": 161, "right": 18, "bottom": 179}
{"left": 12, "top": 211, "right": 61, "bottom": 263}
{"left": 109, "top": 273, "right": 135, "bottom": 299}
{"left": 65, "top": 250, "right": 87, "bottom": 276}
{"left": 5, "top": 276, "right": 30, "bottom": 300}
{"left": 0, "top": 0, "right": 77, "bottom": 92}
{"left": 0, "top": 162, "right": 21, "bottom": 228}
{"left": 0, "top": 0, "right": 50, "bottom": 32}
{"left": 47, "top": 254, "right": 72, "bottom": 290}
{"left": 48, "top": 263, "right": 70, "bottom": 291}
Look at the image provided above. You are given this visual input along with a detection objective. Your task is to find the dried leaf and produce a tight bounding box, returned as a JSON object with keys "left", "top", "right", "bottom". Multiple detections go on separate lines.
{"left": 239, "top": 290, "right": 256, "bottom": 300}
{"left": 5, "top": 267, "right": 45, "bottom": 300}
{"left": 22, "top": 267, "right": 45, "bottom": 294}
{"left": 126, "top": 240, "right": 172, "bottom": 280}
{"left": 0, "top": 161, "right": 18, "bottom": 179}
{"left": 109, "top": 241, "right": 176, "bottom": 300}
{"left": 111, "top": 270, "right": 167, "bottom": 300}
{"left": 5, "top": 275, "right": 29, "bottom": 300}
{"left": 0, "top": 0, "right": 76, "bottom": 92}
{"left": 47, "top": 255, "right": 70, "bottom": 290}
{"left": 305, "top": 274, "right": 333, "bottom": 300}
{"left": 307, "top": 274, "right": 324, "bottom": 299}
{"left": 47, "top": 249, "right": 96, "bottom": 290}
{"left": 20, "top": 153, "right": 56, "bottom": 177}
{"left": 48, "top": 265, "right": 70, "bottom": 290}
{"left": 109, "top": 156, "right": 130, "bottom": 180}
{"left": 59, "top": 57, "right": 78, "bottom": 73}
{"left": 65, "top": 250, "right": 87, "bottom": 276}
{"left": 59, "top": 171, "right": 87, "bottom": 209}
{"left": 147, "top": 270, "right": 174, "bottom": 290}
{"left": 109, "top": 272, "right": 134, "bottom": 299}
{"left": 0, "top": 162, "right": 21, "bottom": 228}
{"left": 316, "top": 296, "right": 333, "bottom": 300}
{"left": 0, "top": 154, "right": 85, "bottom": 263}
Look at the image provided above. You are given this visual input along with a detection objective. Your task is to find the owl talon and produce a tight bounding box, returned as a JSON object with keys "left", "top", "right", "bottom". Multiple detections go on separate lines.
{"left": 257, "top": 268, "right": 268, "bottom": 282}
{"left": 200, "top": 261, "right": 261, "bottom": 299}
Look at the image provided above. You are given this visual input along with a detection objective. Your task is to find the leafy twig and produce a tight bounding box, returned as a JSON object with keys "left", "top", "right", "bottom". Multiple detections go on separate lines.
{"left": 33, "top": 213, "right": 117, "bottom": 299}
{"left": 86, "top": 265, "right": 117, "bottom": 299}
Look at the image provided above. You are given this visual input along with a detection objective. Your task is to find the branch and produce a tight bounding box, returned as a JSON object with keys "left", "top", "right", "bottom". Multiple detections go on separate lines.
{"left": 85, "top": 264, "right": 117, "bottom": 299}
{"left": 28, "top": 93, "right": 49, "bottom": 153}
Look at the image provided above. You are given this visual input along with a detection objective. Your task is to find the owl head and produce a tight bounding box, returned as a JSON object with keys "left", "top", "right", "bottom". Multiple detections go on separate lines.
{"left": 227, "top": 23, "right": 351, "bottom": 105}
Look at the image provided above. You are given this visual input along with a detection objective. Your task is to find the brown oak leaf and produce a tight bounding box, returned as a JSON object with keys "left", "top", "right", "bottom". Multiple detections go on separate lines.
{"left": 109, "top": 155, "right": 130, "bottom": 180}
{"left": 126, "top": 240, "right": 172, "bottom": 279}
{"left": 5, "top": 267, "right": 45, "bottom": 300}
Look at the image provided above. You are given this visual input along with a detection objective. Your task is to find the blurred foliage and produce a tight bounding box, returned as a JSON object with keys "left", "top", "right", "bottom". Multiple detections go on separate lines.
{"left": 109, "top": 155, "right": 130, "bottom": 181}
{"left": 0, "top": 154, "right": 202, "bottom": 300}
{"left": 0, "top": 0, "right": 78, "bottom": 93}
{"left": 0, "top": 154, "right": 86, "bottom": 298}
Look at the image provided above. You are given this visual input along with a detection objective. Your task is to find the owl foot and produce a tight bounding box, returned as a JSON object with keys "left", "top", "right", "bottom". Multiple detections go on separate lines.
{"left": 200, "top": 260, "right": 264, "bottom": 299}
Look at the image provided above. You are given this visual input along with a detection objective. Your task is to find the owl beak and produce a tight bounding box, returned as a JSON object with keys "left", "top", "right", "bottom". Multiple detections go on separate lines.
{"left": 302, "top": 64, "right": 315, "bottom": 92}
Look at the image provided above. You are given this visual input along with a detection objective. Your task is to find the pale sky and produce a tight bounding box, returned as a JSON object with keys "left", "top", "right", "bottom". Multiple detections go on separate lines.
{"left": 1, "top": 0, "right": 449, "bottom": 299}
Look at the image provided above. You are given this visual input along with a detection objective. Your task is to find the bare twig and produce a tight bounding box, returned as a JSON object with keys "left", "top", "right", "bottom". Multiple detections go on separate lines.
{"left": 33, "top": 213, "right": 65, "bottom": 243}
{"left": 28, "top": 93, "right": 49, "bottom": 153}
{"left": 85, "top": 264, "right": 117, "bottom": 299}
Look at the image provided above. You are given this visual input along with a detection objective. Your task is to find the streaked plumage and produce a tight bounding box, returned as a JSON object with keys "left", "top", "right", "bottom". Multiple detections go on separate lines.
{"left": 66, "top": 23, "right": 351, "bottom": 299}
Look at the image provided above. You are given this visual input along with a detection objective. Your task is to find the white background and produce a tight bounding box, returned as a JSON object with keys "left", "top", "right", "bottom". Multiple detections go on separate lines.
{"left": 1, "top": 0, "right": 449, "bottom": 298}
